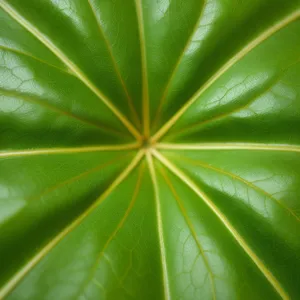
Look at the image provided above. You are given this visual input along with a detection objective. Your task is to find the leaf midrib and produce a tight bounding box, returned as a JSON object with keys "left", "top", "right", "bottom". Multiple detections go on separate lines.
{"left": 86, "top": 0, "right": 141, "bottom": 129}
{"left": 0, "top": 150, "right": 144, "bottom": 299}
{"left": 159, "top": 166, "right": 216, "bottom": 300}
{"left": 0, "top": 88, "right": 130, "bottom": 137}
{"left": 0, "top": 143, "right": 140, "bottom": 158}
{"left": 151, "top": 9, "right": 300, "bottom": 142}
{"left": 153, "top": 150, "right": 290, "bottom": 300}
{"left": 171, "top": 154, "right": 300, "bottom": 223}
{"left": 151, "top": 0, "right": 207, "bottom": 128}
{"left": 75, "top": 163, "right": 145, "bottom": 298}
{"left": 157, "top": 143, "right": 300, "bottom": 153}
{"left": 135, "top": 0, "right": 150, "bottom": 137}
{"left": 0, "top": 2, "right": 299, "bottom": 299}
{"left": 0, "top": 44, "right": 71, "bottom": 75}
{"left": 147, "top": 153, "right": 171, "bottom": 300}
{"left": 0, "top": 1, "right": 141, "bottom": 140}
{"left": 167, "top": 74, "right": 284, "bottom": 138}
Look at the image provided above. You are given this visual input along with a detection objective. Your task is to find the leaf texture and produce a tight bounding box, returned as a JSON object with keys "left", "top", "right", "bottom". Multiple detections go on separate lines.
{"left": 0, "top": 0, "right": 300, "bottom": 299}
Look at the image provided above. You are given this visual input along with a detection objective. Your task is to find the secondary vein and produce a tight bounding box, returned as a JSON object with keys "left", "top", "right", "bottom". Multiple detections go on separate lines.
{"left": 0, "top": 44, "right": 72, "bottom": 75}
{"left": 0, "top": 88, "right": 129, "bottom": 137}
{"left": 171, "top": 154, "right": 300, "bottom": 223}
{"left": 153, "top": 150, "right": 289, "bottom": 300}
{"left": 159, "top": 166, "right": 216, "bottom": 300}
{"left": 151, "top": 10, "right": 300, "bottom": 142}
{"left": 86, "top": 0, "right": 141, "bottom": 129}
{"left": 76, "top": 163, "right": 145, "bottom": 297}
{"left": 0, "top": 150, "right": 144, "bottom": 299}
{"left": 152, "top": 0, "right": 207, "bottom": 128}
{"left": 0, "top": 1, "right": 141, "bottom": 140}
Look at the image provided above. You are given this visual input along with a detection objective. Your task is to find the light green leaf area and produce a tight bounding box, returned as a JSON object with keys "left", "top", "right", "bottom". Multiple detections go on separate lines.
{"left": 0, "top": 0, "right": 299, "bottom": 299}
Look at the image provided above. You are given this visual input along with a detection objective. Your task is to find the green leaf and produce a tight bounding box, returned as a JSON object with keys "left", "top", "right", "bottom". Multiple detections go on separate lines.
{"left": 0, "top": 0, "right": 299, "bottom": 299}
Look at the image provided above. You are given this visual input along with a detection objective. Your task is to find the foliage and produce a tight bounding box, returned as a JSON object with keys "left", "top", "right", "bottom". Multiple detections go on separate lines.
{"left": 0, "top": 0, "right": 300, "bottom": 299}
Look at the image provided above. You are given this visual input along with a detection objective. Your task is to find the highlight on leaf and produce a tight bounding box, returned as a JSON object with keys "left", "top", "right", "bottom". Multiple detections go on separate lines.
{"left": 0, "top": 1, "right": 300, "bottom": 299}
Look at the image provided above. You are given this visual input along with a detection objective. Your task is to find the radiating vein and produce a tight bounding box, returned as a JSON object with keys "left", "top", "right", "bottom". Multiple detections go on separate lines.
{"left": 147, "top": 152, "right": 171, "bottom": 300}
{"left": 86, "top": 0, "right": 141, "bottom": 129}
{"left": 0, "top": 44, "right": 72, "bottom": 75}
{"left": 28, "top": 154, "right": 130, "bottom": 203}
{"left": 152, "top": 0, "right": 207, "bottom": 128}
{"left": 151, "top": 10, "right": 300, "bottom": 142}
{"left": 0, "top": 143, "right": 139, "bottom": 158}
{"left": 0, "top": 150, "right": 144, "bottom": 299}
{"left": 0, "top": 1, "right": 141, "bottom": 140}
{"left": 76, "top": 163, "right": 145, "bottom": 297}
{"left": 135, "top": 0, "right": 150, "bottom": 137}
{"left": 153, "top": 150, "right": 289, "bottom": 300}
{"left": 171, "top": 154, "right": 300, "bottom": 222}
{"left": 0, "top": 88, "right": 129, "bottom": 137}
{"left": 159, "top": 167, "right": 216, "bottom": 300}
{"left": 167, "top": 75, "right": 282, "bottom": 138}
{"left": 157, "top": 143, "right": 300, "bottom": 153}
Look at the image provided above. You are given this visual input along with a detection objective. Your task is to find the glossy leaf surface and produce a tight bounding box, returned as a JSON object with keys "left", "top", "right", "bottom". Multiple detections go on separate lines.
{"left": 0, "top": 0, "right": 300, "bottom": 299}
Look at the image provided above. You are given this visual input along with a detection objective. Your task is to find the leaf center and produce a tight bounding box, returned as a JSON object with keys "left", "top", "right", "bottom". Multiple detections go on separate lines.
{"left": 141, "top": 136, "right": 154, "bottom": 151}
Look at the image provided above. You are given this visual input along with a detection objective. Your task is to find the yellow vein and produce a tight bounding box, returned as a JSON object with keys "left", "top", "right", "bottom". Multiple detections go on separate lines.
{"left": 135, "top": 0, "right": 150, "bottom": 137}
{"left": 28, "top": 154, "right": 130, "bottom": 203}
{"left": 167, "top": 76, "right": 282, "bottom": 138}
{"left": 0, "top": 150, "right": 144, "bottom": 299}
{"left": 87, "top": 0, "right": 141, "bottom": 129}
{"left": 172, "top": 154, "right": 300, "bottom": 223}
{"left": 0, "top": 154, "right": 128, "bottom": 231}
{"left": 0, "top": 88, "right": 129, "bottom": 137}
{"left": 159, "top": 167, "right": 216, "bottom": 300}
{"left": 146, "top": 152, "right": 171, "bottom": 300}
{"left": 167, "top": 105, "right": 248, "bottom": 139}
{"left": 100, "top": 254, "right": 133, "bottom": 296}
{"left": 153, "top": 150, "right": 289, "bottom": 300}
{"left": 119, "top": 251, "right": 133, "bottom": 283}
{"left": 0, "top": 1, "right": 141, "bottom": 140}
{"left": 157, "top": 143, "right": 300, "bottom": 153}
{"left": 0, "top": 143, "right": 140, "bottom": 158}
{"left": 0, "top": 44, "right": 72, "bottom": 75}
{"left": 152, "top": 0, "right": 207, "bottom": 128}
{"left": 77, "top": 163, "right": 145, "bottom": 296}
{"left": 92, "top": 279, "right": 105, "bottom": 293}
{"left": 151, "top": 10, "right": 300, "bottom": 142}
